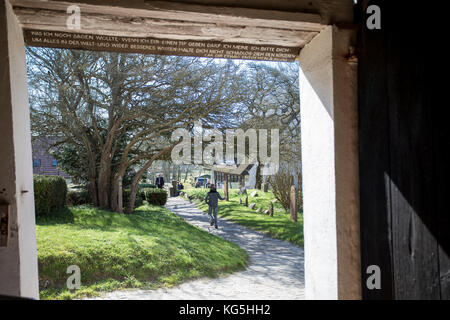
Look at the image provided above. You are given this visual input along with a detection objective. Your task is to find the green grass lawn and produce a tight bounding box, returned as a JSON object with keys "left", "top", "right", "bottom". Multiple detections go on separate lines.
{"left": 36, "top": 204, "right": 249, "bottom": 300}
{"left": 184, "top": 188, "right": 303, "bottom": 247}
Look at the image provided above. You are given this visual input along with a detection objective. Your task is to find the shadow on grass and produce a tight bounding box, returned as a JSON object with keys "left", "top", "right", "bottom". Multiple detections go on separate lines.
{"left": 36, "top": 207, "right": 74, "bottom": 225}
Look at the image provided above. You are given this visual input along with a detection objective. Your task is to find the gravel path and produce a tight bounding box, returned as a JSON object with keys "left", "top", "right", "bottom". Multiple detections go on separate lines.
{"left": 89, "top": 197, "right": 305, "bottom": 300}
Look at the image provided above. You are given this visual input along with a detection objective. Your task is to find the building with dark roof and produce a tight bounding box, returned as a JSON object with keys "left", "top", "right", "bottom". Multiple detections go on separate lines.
{"left": 32, "top": 139, "right": 70, "bottom": 179}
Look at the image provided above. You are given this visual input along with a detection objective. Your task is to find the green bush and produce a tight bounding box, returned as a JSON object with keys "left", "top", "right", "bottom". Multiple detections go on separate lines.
{"left": 139, "top": 183, "right": 156, "bottom": 189}
{"left": 34, "top": 175, "right": 68, "bottom": 216}
{"left": 140, "top": 187, "right": 151, "bottom": 200}
{"left": 139, "top": 184, "right": 156, "bottom": 199}
{"left": 123, "top": 189, "right": 143, "bottom": 209}
{"left": 66, "top": 189, "right": 91, "bottom": 206}
{"left": 144, "top": 188, "right": 168, "bottom": 205}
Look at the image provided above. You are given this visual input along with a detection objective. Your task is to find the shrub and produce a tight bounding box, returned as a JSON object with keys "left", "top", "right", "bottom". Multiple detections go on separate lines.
{"left": 139, "top": 184, "right": 156, "bottom": 199}
{"left": 267, "top": 167, "right": 302, "bottom": 213}
{"left": 66, "top": 189, "right": 92, "bottom": 206}
{"left": 144, "top": 188, "right": 168, "bottom": 205}
{"left": 34, "top": 175, "right": 68, "bottom": 216}
{"left": 140, "top": 187, "right": 151, "bottom": 200}
{"left": 139, "top": 183, "right": 156, "bottom": 189}
{"left": 123, "top": 189, "right": 143, "bottom": 209}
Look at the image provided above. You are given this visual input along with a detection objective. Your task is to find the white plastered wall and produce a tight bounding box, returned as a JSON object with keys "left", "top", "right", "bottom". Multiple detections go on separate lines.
{"left": 0, "top": 0, "right": 39, "bottom": 299}
{"left": 299, "top": 25, "right": 360, "bottom": 300}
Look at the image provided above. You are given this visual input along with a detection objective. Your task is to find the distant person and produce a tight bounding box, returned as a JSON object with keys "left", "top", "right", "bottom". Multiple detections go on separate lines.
{"left": 205, "top": 184, "right": 225, "bottom": 229}
{"left": 155, "top": 174, "right": 164, "bottom": 189}
{"left": 195, "top": 181, "right": 200, "bottom": 188}
{"left": 178, "top": 182, "right": 184, "bottom": 190}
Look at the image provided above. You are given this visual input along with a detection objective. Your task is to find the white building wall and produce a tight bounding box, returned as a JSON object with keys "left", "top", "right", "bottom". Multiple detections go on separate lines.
{"left": 299, "top": 25, "right": 360, "bottom": 300}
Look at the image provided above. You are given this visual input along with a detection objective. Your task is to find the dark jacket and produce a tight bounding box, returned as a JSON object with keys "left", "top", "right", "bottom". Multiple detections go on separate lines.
{"left": 205, "top": 189, "right": 225, "bottom": 207}
{"left": 155, "top": 177, "right": 164, "bottom": 188}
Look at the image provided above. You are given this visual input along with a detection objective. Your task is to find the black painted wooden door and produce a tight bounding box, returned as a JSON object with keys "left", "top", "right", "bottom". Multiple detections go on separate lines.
{"left": 358, "top": 0, "right": 450, "bottom": 299}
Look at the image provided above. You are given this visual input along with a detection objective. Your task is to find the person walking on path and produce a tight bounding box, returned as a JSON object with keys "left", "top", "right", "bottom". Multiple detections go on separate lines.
{"left": 205, "top": 184, "right": 225, "bottom": 229}
{"left": 155, "top": 174, "right": 164, "bottom": 189}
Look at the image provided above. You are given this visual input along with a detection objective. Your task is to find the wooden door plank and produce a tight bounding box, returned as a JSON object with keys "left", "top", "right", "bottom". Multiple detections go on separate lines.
{"left": 358, "top": 0, "right": 394, "bottom": 300}
{"left": 387, "top": 27, "right": 440, "bottom": 300}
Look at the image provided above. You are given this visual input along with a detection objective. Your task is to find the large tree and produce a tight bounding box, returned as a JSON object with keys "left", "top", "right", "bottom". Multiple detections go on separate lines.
{"left": 27, "top": 48, "right": 244, "bottom": 212}
{"left": 236, "top": 62, "right": 301, "bottom": 188}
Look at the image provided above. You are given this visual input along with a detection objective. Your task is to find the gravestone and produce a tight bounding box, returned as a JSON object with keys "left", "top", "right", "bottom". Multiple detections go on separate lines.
{"left": 263, "top": 209, "right": 270, "bottom": 215}
{"left": 245, "top": 196, "right": 248, "bottom": 207}
{"left": 261, "top": 183, "right": 268, "bottom": 192}
{"left": 249, "top": 203, "right": 256, "bottom": 209}
{"left": 238, "top": 187, "right": 247, "bottom": 195}
{"left": 250, "top": 191, "right": 258, "bottom": 197}
{"left": 269, "top": 202, "right": 274, "bottom": 217}
{"left": 239, "top": 198, "right": 242, "bottom": 204}
{"left": 256, "top": 207, "right": 262, "bottom": 213}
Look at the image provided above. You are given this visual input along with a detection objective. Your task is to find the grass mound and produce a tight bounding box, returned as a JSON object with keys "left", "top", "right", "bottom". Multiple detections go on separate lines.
{"left": 36, "top": 204, "right": 248, "bottom": 299}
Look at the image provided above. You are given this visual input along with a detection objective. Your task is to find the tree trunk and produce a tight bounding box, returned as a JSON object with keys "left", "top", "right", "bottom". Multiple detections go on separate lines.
{"left": 184, "top": 165, "right": 189, "bottom": 182}
{"left": 255, "top": 164, "right": 262, "bottom": 189}
{"left": 125, "top": 175, "right": 140, "bottom": 214}
{"left": 97, "top": 179, "right": 109, "bottom": 208}
{"left": 86, "top": 149, "right": 99, "bottom": 206}
{"left": 117, "top": 177, "right": 123, "bottom": 213}
{"left": 110, "top": 178, "right": 119, "bottom": 212}
{"left": 162, "top": 161, "right": 170, "bottom": 183}
{"left": 126, "top": 167, "right": 149, "bottom": 214}
{"left": 99, "top": 52, "right": 121, "bottom": 209}
{"left": 110, "top": 174, "right": 124, "bottom": 212}
{"left": 125, "top": 146, "right": 176, "bottom": 214}
{"left": 89, "top": 175, "right": 99, "bottom": 207}
{"left": 97, "top": 155, "right": 112, "bottom": 208}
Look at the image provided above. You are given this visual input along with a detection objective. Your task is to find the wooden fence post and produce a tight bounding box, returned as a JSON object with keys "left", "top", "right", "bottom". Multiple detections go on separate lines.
{"left": 224, "top": 173, "right": 229, "bottom": 201}
{"left": 290, "top": 185, "right": 298, "bottom": 222}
